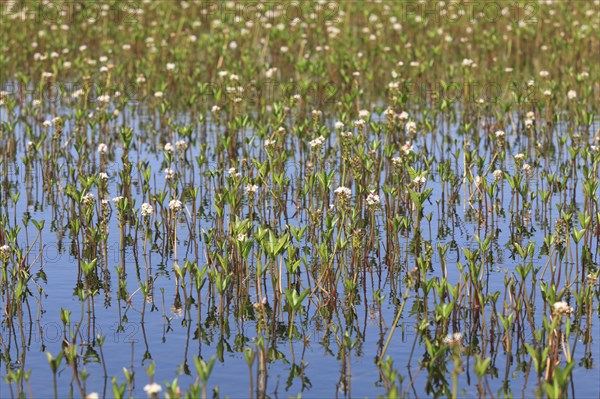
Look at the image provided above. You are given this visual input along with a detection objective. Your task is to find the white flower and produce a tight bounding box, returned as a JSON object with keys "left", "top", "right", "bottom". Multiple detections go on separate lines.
{"left": 443, "top": 332, "right": 463, "bottom": 345}
{"left": 0, "top": 244, "right": 11, "bottom": 259}
{"left": 97, "top": 94, "right": 110, "bottom": 104}
{"left": 141, "top": 203, "right": 153, "bottom": 217}
{"left": 154, "top": 91, "right": 163, "bottom": 98}
{"left": 522, "top": 163, "right": 532, "bottom": 174}
{"left": 309, "top": 136, "right": 325, "bottom": 148}
{"left": 143, "top": 382, "right": 162, "bottom": 396}
{"left": 245, "top": 183, "right": 258, "bottom": 194}
{"left": 474, "top": 176, "right": 483, "bottom": 187}
{"left": 406, "top": 121, "right": 417, "bottom": 133}
{"left": 552, "top": 301, "right": 573, "bottom": 317}
{"left": 544, "top": 90, "right": 552, "bottom": 96}
{"left": 72, "top": 89, "right": 85, "bottom": 99}
{"left": 334, "top": 121, "right": 345, "bottom": 130}
{"left": 43, "top": 120, "right": 52, "bottom": 128}
{"left": 392, "top": 157, "right": 403, "bottom": 166}
{"left": 354, "top": 119, "right": 366, "bottom": 129}
{"left": 164, "top": 168, "right": 175, "bottom": 180}
{"left": 401, "top": 141, "right": 414, "bottom": 155}
{"left": 237, "top": 233, "right": 248, "bottom": 242}
{"left": 175, "top": 140, "right": 187, "bottom": 152}
{"left": 413, "top": 176, "right": 426, "bottom": 186}
{"left": 169, "top": 199, "right": 182, "bottom": 212}
{"left": 97, "top": 143, "right": 108, "bottom": 154}
{"left": 264, "top": 139, "right": 276, "bottom": 148}
{"left": 525, "top": 118, "right": 533, "bottom": 129}
{"left": 211, "top": 105, "right": 221, "bottom": 113}
{"left": 539, "top": 70, "right": 549, "bottom": 78}
{"left": 514, "top": 153, "right": 525, "bottom": 161}
{"left": 99, "top": 172, "right": 108, "bottom": 180}
{"left": 265, "top": 67, "right": 277, "bottom": 78}
{"left": 334, "top": 186, "right": 351, "bottom": 201}
{"left": 366, "top": 192, "right": 380, "bottom": 207}
{"left": 567, "top": 90, "right": 577, "bottom": 100}
{"left": 493, "top": 170, "right": 504, "bottom": 181}
{"left": 164, "top": 143, "right": 174, "bottom": 153}
{"left": 112, "top": 196, "right": 125, "bottom": 204}
{"left": 85, "top": 393, "right": 99, "bottom": 399}
{"left": 526, "top": 111, "right": 535, "bottom": 120}
{"left": 461, "top": 58, "right": 473, "bottom": 67}
{"left": 495, "top": 130, "right": 505, "bottom": 139}
{"left": 358, "top": 109, "right": 370, "bottom": 119}
{"left": 280, "top": 46, "right": 289, "bottom": 53}
{"left": 166, "top": 62, "right": 176, "bottom": 71}
{"left": 83, "top": 193, "right": 95, "bottom": 206}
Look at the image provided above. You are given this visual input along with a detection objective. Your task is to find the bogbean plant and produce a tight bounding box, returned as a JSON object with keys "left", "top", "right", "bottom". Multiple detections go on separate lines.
{"left": 1, "top": 0, "right": 599, "bottom": 398}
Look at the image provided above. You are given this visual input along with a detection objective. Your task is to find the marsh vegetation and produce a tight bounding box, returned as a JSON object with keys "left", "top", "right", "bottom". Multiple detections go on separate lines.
{"left": 0, "top": 1, "right": 599, "bottom": 398}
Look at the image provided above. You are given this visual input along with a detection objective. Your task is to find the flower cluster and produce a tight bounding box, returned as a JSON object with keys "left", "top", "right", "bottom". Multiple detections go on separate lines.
{"left": 245, "top": 183, "right": 258, "bottom": 194}
{"left": 334, "top": 186, "right": 351, "bottom": 202}
{"left": 83, "top": 192, "right": 95, "bottom": 206}
{"left": 143, "top": 382, "right": 162, "bottom": 397}
{"left": 443, "top": 332, "right": 464, "bottom": 346}
{"left": 141, "top": 203, "right": 154, "bottom": 217}
{"left": 366, "top": 191, "right": 381, "bottom": 208}
{"left": 552, "top": 301, "right": 573, "bottom": 317}
{"left": 401, "top": 141, "right": 414, "bottom": 155}
{"left": 169, "top": 199, "right": 183, "bottom": 212}
{"left": 175, "top": 140, "right": 187, "bottom": 152}
{"left": 493, "top": 170, "right": 504, "bottom": 181}
{"left": 309, "top": 136, "right": 325, "bottom": 148}
{"left": 164, "top": 168, "right": 175, "bottom": 180}
{"left": 0, "top": 245, "right": 10, "bottom": 260}
{"left": 413, "top": 176, "right": 427, "bottom": 187}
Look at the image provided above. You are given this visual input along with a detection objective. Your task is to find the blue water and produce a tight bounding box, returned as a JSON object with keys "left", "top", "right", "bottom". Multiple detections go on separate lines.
{"left": 1, "top": 102, "right": 599, "bottom": 398}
